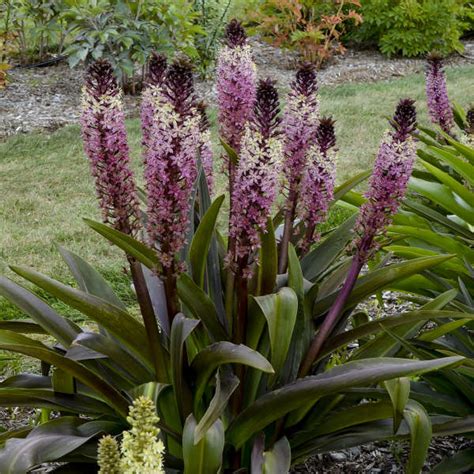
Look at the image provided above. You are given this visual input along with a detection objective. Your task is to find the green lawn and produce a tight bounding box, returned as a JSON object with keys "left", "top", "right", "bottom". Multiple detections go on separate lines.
{"left": 1, "top": 64, "right": 473, "bottom": 319}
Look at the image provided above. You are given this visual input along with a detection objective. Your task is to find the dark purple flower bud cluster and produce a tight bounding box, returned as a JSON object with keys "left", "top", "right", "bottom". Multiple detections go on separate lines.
{"left": 355, "top": 99, "right": 417, "bottom": 261}
{"left": 390, "top": 98, "right": 417, "bottom": 142}
{"left": 81, "top": 60, "right": 140, "bottom": 236}
{"left": 252, "top": 78, "right": 281, "bottom": 139}
{"left": 466, "top": 107, "right": 474, "bottom": 135}
{"left": 425, "top": 56, "right": 454, "bottom": 134}
{"left": 224, "top": 18, "right": 247, "bottom": 48}
{"left": 147, "top": 52, "right": 167, "bottom": 87}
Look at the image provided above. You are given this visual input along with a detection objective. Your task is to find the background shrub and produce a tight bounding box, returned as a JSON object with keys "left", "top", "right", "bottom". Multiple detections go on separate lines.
{"left": 350, "top": 0, "right": 473, "bottom": 57}
{"left": 251, "top": 0, "right": 362, "bottom": 66}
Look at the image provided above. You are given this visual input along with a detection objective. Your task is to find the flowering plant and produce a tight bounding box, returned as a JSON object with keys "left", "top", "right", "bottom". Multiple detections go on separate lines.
{"left": 0, "top": 23, "right": 471, "bottom": 473}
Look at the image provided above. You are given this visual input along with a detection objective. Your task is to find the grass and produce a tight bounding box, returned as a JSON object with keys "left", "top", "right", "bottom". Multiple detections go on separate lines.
{"left": 1, "top": 64, "right": 473, "bottom": 321}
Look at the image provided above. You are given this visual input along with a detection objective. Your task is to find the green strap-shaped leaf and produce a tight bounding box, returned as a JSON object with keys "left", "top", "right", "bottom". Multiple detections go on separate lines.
{"left": 58, "top": 246, "right": 126, "bottom": 309}
{"left": 10, "top": 265, "right": 153, "bottom": 370}
{"left": 409, "top": 177, "right": 474, "bottom": 226}
{"left": 313, "top": 255, "right": 455, "bottom": 317}
{"left": 445, "top": 135, "right": 474, "bottom": 164}
{"left": 177, "top": 273, "right": 228, "bottom": 341}
{"left": 389, "top": 226, "right": 474, "bottom": 260}
{"left": 292, "top": 401, "right": 394, "bottom": 448}
{"left": 322, "top": 310, "right": 474, "bottom": 361}
{"left": 170, "top": 314, "right": 199, "bottom": 423}
{"left": 194, "top": 370, "right": 239, "bottom": 444}
{"left": 427, "top": 145, "right": 474, "bottom": 186}
{"left": 226, "top": 357, "right": 463, "bottom": 448}
{"left": 0, "top": 321, "right": 46, "bottom": 335}
{"left": 219, "top": 138, "right": 239, "bottom": 165}
{"left": 0, "top": 330, "right": 129, "bottom": 418}
{"left": 262, "top": 437, "right": 291, "bottom": 474}
{"left": 385, "top": 377, "right": 410, "bottom": 433}
{"left": 183, "top": 415, "right": 224, "bottom": 474}
{"left": 285, "top": 244, "right": 313, "bottom": 382}
{"left": 192, "top": 342, "right": 274, "bottom": 404}
{"left": 403, "top": 199, "right": 474, "bottom": 240}
{"left": 420, "top": 160, "right": 474, "bottom": 214}
{"left": 189, "top": 195, "right": 225, "bottom": 288}
{"left": 0, "top": 277, "right": 81, "bottom": 348}
{"left": 253, "top": 287, "right": 298, "bottom": 382}
{"left": 84, "top": 218, "right": 160, "bottom": 270}
{"left": 350, "top": 290, "right": 460, "bottom": 360}
{"left": 301, "top": 214, "right": 357, "bottom": 281}
{"left": 67, "top": 331, "right": 154, "bottom": 383}
{"left": 0, "top": 417, "right": 122, "bottom": 474}
{"left": 332, "top": 170, "right": 371, "bottom": 202}
{"left": 0, "top": 388, "right": 116, "bottom": 416}
{"left": 404, "top": 400, "right": 432, "bottom": 474}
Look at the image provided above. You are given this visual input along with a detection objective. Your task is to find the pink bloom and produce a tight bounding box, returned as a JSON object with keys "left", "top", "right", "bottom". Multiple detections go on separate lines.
{"left": 141, "top": 53, "right": 167, "bottom": 153}
{"left": 426, "top": 56, "right": 454, "bottom": 134}
{"left": 229, "top": 79, "right": 283, "bottom": 276}
{"left": 144, "top": 61, "right": 200, "bottom": 271}
{"left": 355, "top": 99, "right": 417, "bottom": 260}
{"left": 217, "top": 20, "right": 257, "bottom": 159}
{"left": 283, "top": 63, "right": 319, "bottom": 202}
{"left": 81, "top": 60, "right": 140, "bottom": 236}
{"left": 298, "top": 117, "right": 337, "bottom": 251}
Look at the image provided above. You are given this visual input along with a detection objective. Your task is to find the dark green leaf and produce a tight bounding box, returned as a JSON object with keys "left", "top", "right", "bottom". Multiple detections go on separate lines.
{"left": 189, "top": 195, "right": 225, "bottom": 288}
{"left": 404, "top": 400, "right": 432, "bottom": 474}
{"left": 253, "top": 287, "right": 298, "bottom": 381}
{"left": 10, "top": 265, "right": 153, "bottom": 370}
{"left": 262, "top": 437, "right": 291, "bottom": 473}
{"left": 170, "top": 314, "right": 199, "bottom": 422}
{"left": 194, "top": 370, "right": 239, "bottom": 444}
{"left": 226, "top": 357, "right": 463, "bottom": 448}
{"left": 0, "top": 330, "right": 129, "bottom": 418}
{"left": 84, "top": 219, "right": 160, "bottom": 270}
{"left": 192, "top": 342, "right": 274, "bottom": 404}
{"left": 183, "top": 415, "right": 224, "bottom": 474}
{"left": 177, "top": 273, "right": 228, "bottom": 341}
{"left": 0, "top": 277, "right": 81, "bottom": 348}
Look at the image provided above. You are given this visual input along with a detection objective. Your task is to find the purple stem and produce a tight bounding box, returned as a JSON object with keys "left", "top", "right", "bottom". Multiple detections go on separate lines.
{"left": 299, "top": 251, "right": 365, "bottom": 378}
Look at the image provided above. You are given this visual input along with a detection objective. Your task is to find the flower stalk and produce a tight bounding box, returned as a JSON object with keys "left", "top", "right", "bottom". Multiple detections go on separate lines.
{"left": 425, "top": 55, "right": 454, "bottom": 134}
{"left": 299, "top": 99, "right": 417, "bottom": 376}
{"left": 217, "top": 19, "right": 257, "bottom": 193}
{"left": 279, "top": 63, "right": 320, "bottom": 272}
{"left": 143, "top": 59, "right": 200, "bottom": 321}
{"left": 82, "top": 59, "right": 166, "bottom": 380}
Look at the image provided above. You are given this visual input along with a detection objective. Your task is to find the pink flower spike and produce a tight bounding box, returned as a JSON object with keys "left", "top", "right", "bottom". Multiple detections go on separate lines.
{"left": 229, "top": 79, "right": 283, "bottom": 276}
{"left": 425, "top": 56, "right": 454, "bottom": 134}
{"left": 298, "top": 117, "right": 337, "bottom": 251}
{"left": 217, "top": 19, "right": 257, "bottom": 159}
{"left": 81, "top": 60, "right": 140, "bottom": 236}
{"left": 355, "top": 99, "right": 417, "bottom": 261}
{"left": 143, "top": 60, "right": 200, "bottom": 272}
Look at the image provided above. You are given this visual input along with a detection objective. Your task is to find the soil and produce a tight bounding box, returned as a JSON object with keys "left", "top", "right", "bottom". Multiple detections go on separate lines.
{"left": 1, "top": 39, "right": 473, "bottom": 140}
